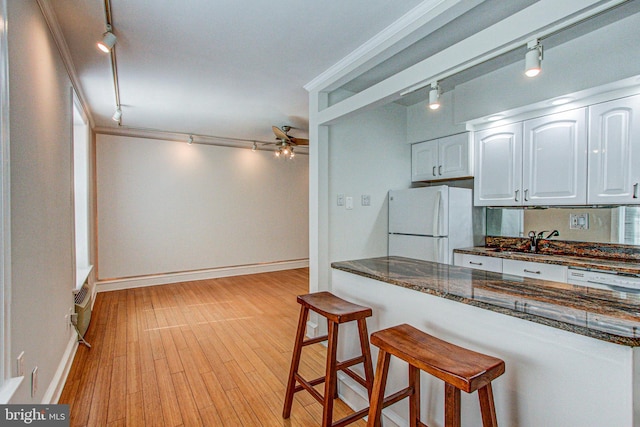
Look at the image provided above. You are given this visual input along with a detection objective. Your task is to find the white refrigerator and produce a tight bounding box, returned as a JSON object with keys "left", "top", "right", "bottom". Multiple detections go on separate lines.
{"left": 388, "top": 185, "right": 473, "bottom": 264}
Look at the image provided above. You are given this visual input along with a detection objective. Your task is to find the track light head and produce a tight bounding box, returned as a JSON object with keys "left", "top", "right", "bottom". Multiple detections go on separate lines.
{"left": 187, "top": 135, "right": 194, "bottom": 145}
{"left": 97, "top": 31, "right": 117, "bottom": 53}
{"left": 251, "top": 142, "right": 257, "bottom": 152}
{"left": 112, "top": 107, "right": 122, "bottom": 122}
{"left": 525, "top": 39, "right": 543, "bottom": 78}
{"left": 428, "top": 82, "right": 440, "bottom": 110}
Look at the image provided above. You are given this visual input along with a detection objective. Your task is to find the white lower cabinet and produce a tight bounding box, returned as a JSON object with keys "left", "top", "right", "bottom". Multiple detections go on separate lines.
{"left": 502, "top": 259, "right": 567, "bottom": 282}
{"left": 454, "top": 253, "right": 502, "bottom": 273}
{"left": 455, "top": 253, "right": 568, "bottom": 283}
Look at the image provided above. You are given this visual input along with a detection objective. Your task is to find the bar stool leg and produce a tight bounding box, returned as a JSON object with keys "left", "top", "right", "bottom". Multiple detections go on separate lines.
{"left": 357, "top": 318, "right": 375, "bottom": 398}
{"left": 322, "top": 321, "right": 339, "bottom": 427}
{"left": 444, "top": 383, "right": 461, "bottom": 427}
{"left": 367, "top": 349, "right": 391, "bottom": 427}
{"left": 283, "top": 306, "right": 309, "bottom": 419}
{"left": 408, "top": 364, "right": 420, "bottom": 427}
{"left": 478, "top": 383, "right": 498, "bottom": 427}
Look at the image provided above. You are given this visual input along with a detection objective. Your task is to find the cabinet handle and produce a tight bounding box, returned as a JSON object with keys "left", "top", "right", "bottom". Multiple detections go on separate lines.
{"left": 524, "top": 269, "right": 541, "bottom": 274}
{"left": 469, "top": 261, "right": 483, "bottom": 266}
{"left": 634, "top": 183, "right": 639, "bottom": 199}
{"left": 524, "top": 189, "right": 529, "bottom": 202}
{"left": 515, "top": 190, "right": 519, "bottom": 202}
{"left": 432, "top": 166, "right": 437, "bottom": 176}
{"left": 438, "top": 165, "right": 443, "bottom": 175}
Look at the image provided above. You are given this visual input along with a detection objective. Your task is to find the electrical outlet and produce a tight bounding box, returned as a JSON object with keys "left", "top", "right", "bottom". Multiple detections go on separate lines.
{"left": 569, "top": 213, "right": 589, "bottom": 230}
{"left": 16, "top": 351, "right": 24, "bottom": 377}
{"left": 31, "top": 367, "right": 38, "bottom": 397}
{"left": 337, "top": 194, "right": 345, "bottom": 206}
{"left": 361, "top": 195, "right": 371, "bottom": 206}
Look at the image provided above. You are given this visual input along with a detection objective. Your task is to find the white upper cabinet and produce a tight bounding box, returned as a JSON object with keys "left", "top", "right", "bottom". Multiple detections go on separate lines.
{"left": 588, "top": 94, "right": 640, "bottom": 205}
{"left": 474, "top": 108, "right": 587, "bottom": 206}
{"left": 474, "top": 123, "right": 523, "bottom": 206}
{"left": 522, "top": 108, "right": 587, "bottom": 205}
{"left": 411, "top": 133, "right": 471, "bottom": 182}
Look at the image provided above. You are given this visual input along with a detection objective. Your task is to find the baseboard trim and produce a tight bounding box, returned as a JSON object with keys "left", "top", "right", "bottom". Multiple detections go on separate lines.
{"left": 337, "top": 373, "right": 404, "bottom": 427}
{"left": 42, "top": 333, "right": 78, "bottom": 404}
{"left": 96, "top": 259, "right": 309, "bottom": 292}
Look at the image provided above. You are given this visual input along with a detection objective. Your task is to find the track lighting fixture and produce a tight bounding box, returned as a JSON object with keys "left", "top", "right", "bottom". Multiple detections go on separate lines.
{"left": 112, "top": 107, "right": 122, "bottom": 122}
{"left": 97, "top": 26, "right": 117, "bottom": 52}
{"left": 428, "top": 82, "right": 441, "bottom": 110}
{"left": 187, "top": 135, "right": 194, "bottom": 145}
{"left": 252, "top": 142, "right": 257, "bottom": 152}
{"left": 525, "top": 39, "right": 543, "bottom": 78}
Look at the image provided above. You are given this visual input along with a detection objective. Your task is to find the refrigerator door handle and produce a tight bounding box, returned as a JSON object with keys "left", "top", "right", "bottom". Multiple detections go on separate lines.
{"left": 432, "top": 190, "right": 442, "bottom": 236}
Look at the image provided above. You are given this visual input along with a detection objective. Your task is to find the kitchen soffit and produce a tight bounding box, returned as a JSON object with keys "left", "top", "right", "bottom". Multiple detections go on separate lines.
{"left": 336, "top": 0, "right": 640, "bottom": 108}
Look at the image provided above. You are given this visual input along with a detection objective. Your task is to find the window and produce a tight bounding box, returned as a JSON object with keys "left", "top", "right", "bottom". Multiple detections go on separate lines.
{"left": 0, "top": 0, "right": 10, "bottom": 394}
{"left": 72, "top": 96, "right": 91, "bottom": 290}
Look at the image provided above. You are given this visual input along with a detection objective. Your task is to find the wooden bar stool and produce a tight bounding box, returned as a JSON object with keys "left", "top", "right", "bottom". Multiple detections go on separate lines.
{"left": 367, "top": 323, "right": 505, "bottom": 427}
{"left": 283, "top": 291, "right": 375, "bottom": 427}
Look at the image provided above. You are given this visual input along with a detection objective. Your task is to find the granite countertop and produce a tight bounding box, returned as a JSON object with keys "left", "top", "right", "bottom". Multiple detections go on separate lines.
{"left": 331, "top": 256, "right": 640, "bottom": 346}
{"left": 454, "top": 247, "right": 640, "bottom": 275}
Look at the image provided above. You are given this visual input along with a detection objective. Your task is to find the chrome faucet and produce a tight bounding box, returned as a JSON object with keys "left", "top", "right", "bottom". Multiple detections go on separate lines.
{"left": 546, "top": 230, "right": 560, "bottom": 239}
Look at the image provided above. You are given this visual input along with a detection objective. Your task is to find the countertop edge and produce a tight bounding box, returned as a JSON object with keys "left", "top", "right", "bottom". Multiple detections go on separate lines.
{"left": 331, "top": 259, "right": 640, "bottom": 347}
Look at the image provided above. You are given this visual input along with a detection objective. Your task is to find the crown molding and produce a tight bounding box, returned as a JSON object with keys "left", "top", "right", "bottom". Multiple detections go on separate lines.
{"left": 36, "top": 0, "right": 95, "bottom": 129}
{"left": 304, "top": 0, "right": 479, "bottom": 93}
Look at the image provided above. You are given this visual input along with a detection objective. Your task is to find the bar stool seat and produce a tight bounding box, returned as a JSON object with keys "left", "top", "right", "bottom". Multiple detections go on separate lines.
{"left": 283, "top": 292, "right": 375, "bottom": 427}
{"left": 367, "top": 323, "right": 505, "bottom": 427}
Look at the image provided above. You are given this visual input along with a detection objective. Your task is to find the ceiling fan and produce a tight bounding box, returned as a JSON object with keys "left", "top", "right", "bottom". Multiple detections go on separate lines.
{"left": 271, "top": 125, "right": 308, "bottom": 159}
{"left": 272, "top": 125, "right": 309, "bottom": 146}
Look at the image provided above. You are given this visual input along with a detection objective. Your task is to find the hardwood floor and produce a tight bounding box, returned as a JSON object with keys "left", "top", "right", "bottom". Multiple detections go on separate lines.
{"left": 59, "top": 268, "right": 366, "bottom": 426}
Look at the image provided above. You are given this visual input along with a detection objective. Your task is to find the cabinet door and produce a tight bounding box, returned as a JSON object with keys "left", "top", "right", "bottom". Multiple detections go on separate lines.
{"left": 588, "top": 95, "right": 640, "bottom": 205}
{"left": 438, "top": 133, "right": 471, "bottom": 180}
{"left": 522, "top": 108, "right": 587, "bottom": 205}
{"left": 411, "top": 141, "right": 438, "bottom": 182}
{"left": 474, "top": 123, "right": 523, "bottom": 206}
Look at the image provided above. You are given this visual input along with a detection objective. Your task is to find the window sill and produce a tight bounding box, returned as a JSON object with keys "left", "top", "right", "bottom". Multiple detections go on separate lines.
{"left": 0, "top": 376, "right": 24, "bottom": 404}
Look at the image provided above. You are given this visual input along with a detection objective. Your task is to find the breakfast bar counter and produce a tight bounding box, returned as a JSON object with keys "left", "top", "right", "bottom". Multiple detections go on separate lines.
{"left": 332, "top": 256, "right": 640, "bottom": 345}
{"left": 329, "top": 256, "right": 640, "bottom": 427}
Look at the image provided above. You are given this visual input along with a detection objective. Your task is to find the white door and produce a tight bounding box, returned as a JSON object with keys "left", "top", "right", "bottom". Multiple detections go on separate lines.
{"left": 388, "top": 186, "right": 447, "bottom": 236}
{"left": 438, "top": 133, "right": 471, "bottom": 180}
{"left": 474, "top": 123, "right": 523, "bottom": 206}
{"left": 411, "top": 140, "right": 438, "bottom": 182}
{"left": 522, "top": 108, "right": 587, "bottom": 205}
{"left": 388, "top": 234, "right": 449, "bottom": 264}
{"left": 588, "top": 95, "right": 640, "bottom": 205}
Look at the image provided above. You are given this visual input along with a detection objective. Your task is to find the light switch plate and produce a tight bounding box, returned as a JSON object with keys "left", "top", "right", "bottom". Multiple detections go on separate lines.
{"left": 345, "top": 196, "right": 353, "bottom": 210}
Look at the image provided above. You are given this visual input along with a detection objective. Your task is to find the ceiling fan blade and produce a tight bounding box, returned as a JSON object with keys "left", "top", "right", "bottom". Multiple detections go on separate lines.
{"left": 272, "top": 126, "right": 290, "bottom": 142}
{"left": 290, "top": 137, "right": 309, "bottom": 145}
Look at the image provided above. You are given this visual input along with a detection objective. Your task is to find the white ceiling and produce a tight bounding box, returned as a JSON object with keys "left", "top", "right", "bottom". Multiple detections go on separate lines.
{"left": 48, "top": 0, "right": 439, "bottom": 145}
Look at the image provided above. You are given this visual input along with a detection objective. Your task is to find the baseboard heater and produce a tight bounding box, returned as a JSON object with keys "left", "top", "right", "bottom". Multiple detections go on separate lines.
{"left": 74, "top": 283, "right": 92, "bottom": 347}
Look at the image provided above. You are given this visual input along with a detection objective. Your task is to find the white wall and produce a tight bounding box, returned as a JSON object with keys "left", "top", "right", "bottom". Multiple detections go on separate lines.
{"left": 7, "top": 0, "right": 78, "bottom": 403}
{"left": 328, "top": 103, "right": 409, "bottom": 263}
{"left": 96, "top": 134, "right": 309, "bottom": 279}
